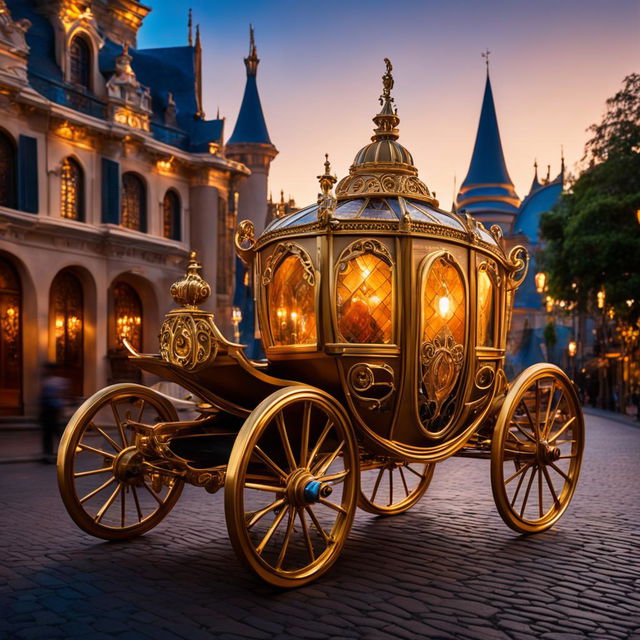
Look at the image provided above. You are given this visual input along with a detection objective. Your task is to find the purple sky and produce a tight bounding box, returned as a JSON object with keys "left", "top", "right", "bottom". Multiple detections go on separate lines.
{"left": 139, "top": 0, "right": 640, "bottom": 208}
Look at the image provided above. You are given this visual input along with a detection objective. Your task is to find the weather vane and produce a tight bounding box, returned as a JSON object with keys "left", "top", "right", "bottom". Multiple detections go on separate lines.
{"left": 481, "top": 48, "right": 491, "bottom": 71}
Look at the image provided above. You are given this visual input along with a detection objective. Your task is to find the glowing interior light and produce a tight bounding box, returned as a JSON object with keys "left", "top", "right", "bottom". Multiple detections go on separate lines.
{"left": 438, "top": 295, "right": 450, "bottom": 318}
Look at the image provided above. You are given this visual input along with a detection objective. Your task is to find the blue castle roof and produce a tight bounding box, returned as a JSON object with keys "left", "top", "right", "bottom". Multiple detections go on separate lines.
{"left": 228, "top": 28, "right": 271, "bottom": 146}
{"left": 456, "top": 72, "right": 520, "bottom": 219}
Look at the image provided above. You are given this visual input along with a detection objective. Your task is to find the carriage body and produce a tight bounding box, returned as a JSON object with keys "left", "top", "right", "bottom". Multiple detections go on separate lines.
{"left": 57, "top": 61, "right": 584, "bottom": 588}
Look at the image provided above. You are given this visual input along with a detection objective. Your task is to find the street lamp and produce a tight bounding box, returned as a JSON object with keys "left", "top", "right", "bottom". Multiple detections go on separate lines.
{"left": 597, "top": 289, "right": 606, "bottom": 309}
{"left": 535, "top": 272, "right": 547, "bottom": 294}
{"left": 568, "top": 340, "right": 577, "bottom": 357}
{"left": 232, "top": 307, "right": 242, "bottom": 344}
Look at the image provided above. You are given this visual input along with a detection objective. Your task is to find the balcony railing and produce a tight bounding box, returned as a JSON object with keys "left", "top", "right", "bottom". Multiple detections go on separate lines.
{"left": 28, "top": 72, "right": 107, "bottom": 119}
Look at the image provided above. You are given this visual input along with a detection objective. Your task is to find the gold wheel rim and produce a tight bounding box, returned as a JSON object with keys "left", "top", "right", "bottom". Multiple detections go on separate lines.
{"left": 491, "top": 364, "right": 584, "bottom": 534}
{"left": 57, "top": 383, "right": 183, "bottom": 540}
{"left": 225, "top": 386, "right": 359, "bottom": 587}
{"left": 358, "top": 458, "right": 434, "bottom": 515}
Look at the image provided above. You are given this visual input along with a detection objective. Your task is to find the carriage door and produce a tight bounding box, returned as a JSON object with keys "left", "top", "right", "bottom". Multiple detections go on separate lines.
{"left": 0, "top": 256, "right": 22, "bottom": 415}
{"left": 419, "top": 253, "right": 466, "bottom": 435}
{"left": 50, "top": 269, "right": 84, "bottom": 397}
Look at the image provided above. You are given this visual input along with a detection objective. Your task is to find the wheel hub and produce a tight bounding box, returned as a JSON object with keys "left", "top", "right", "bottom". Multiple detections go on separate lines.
{"left": 286, "top": 469, "right": 333, "bottom": 507}
{"left": 537, "top": 439, "right": 561, "bottom": 464}
{"left": 113, "top": 446, "right": 144, "bottom": 484}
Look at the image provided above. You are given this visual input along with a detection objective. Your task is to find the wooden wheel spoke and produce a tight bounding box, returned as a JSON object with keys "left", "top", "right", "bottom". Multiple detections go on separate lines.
{"left": 121, "top": 486, "right": 126, "bottom": 527}
{"left": 370, "top": 467, "right": 385, "bottom": 503}
{"left": 256, "top": 505, "right": 288, "bottom": 555}
{"left": 513, "top": 414, "right": 537, "bottom": 444}
{"left": 517, "top": 401, "right": 538, "bottom": 441}
{"left": 300, "top": 402, "right": 311, "bottom": 468}
{"left": 388, "top": 468, "right": 393, "bottom": 506}
{"left": 90, "top": 423, "right": 122, "bottom": 452}
{"left": 77, "top": 442, "right": 115, "bottom": 459}
{"left": 253, "top": 445, "right": 288, "bottom": 481}
{"left": 548, "top": 416, "right": 576, "bottom": 443}
{"left": 312, "top": 440, "right": 344, "bottom": 477}
{"left": 79, "top": 476, "right": 116, "bottom": 504}
{"left": 538, "top": 463, "right": 544, "bottom": 517}
{"left": 544, "top": 387, "right": 565, "bottom": 439}
{"left": 305, "top": 506, "right": 330, "bottom": 544}
{"left": 275, "top": 508, "right": 296, "bottom": 570}
{"left": 541, "top": 379, "right": 556, "bottom": 439}
{"left": 549, "top": 461, "right": 572, "bottom": 484}
{"left": 318, "top": 497, "right": 347, "bottom": 515}
{"left": 404, "top": 464, "right": 425, "bottom": 479}
{"left": 307, "top": 419, "right": 333, "bottom": 470}
{"left": 504, "top": 459, "right": 534, "bottom": 485}
{"left": 399, "top": 466, "right": 410, "bottom": 497}
{"left": 244, "top": 482, "right": 283, "bottom": 493}
{"left": 142, "top": 481, "right": 163, "bottom": 505}
{"left": 74, "top": 466, "right": 112, "bottom": 478}
{"left": 534, "top": 380, "right": 541, "bottom": 440}
{"left": 519, "top": 465, "right": 538, "bottom": 518}
{"left": 131, "top": 485, "right": 143, "bottom": 522}
{"left": 317, "top": 469, "right": 349, "bottom": 483}
{"left": 276, "top": 413, "right": 297, "bottom": 471}
{"left": 509, "top": 464, "right": 530, "bottom": 508}
{"left": 541, "top": 464, "right": 561, "bottom": 509}
{"left": 94, "top": 483, "right": 122, "bottom": 523}
{"left": 247, "top": 498, "right": 286, "bottom": 529}
{"left": 136, "top": 399, "right": 146, "bottom": 424}
{"left": 111, "top": 403, "right": 127, "bottom": 447}
{"left": 298, "top": 508, "right": 315, "bottom": 562}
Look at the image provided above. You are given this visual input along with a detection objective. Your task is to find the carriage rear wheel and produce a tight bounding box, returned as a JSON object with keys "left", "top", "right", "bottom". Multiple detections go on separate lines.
{"left": 358, "top": 458, "right": 434, "bottom": 515}
{"left": 491, "top": 364, "right": 584, "bottom": 534}
{"left": 57, "top": 384, "right": 184, "bottom": 540}
{"left": 225, "top": 386, "right": 359, "bottom": 587}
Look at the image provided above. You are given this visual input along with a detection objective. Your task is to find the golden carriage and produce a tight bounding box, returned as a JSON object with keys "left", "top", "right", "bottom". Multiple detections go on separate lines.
{"left": 57, "top": 60, "right": 584, "bottom": 587}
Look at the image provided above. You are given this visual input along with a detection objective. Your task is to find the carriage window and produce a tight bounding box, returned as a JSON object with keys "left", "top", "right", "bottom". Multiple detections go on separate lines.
{"left": 477, "top": 268, "right": 495, "bottom": 347}
{"left": 423, "top": 256, "right": 465, "bottom": 346}
{"left": 337, "top": 252, "right": 393, "bottom": 344}
{"left": 268, "top": 255, "right": 316, "bottom": 346}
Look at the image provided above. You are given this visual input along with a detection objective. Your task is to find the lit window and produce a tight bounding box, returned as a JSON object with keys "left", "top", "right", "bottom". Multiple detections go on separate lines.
{"left": 112, "top": 282, "right": 142, "bottom": 350}
{"left": 50, "top": 270, "right": 83, "bottom": 370}
{"left": 69, "top": 36, "right": 91, "bottom": 89}
{"left": 268, "top": 255, "right": 316, "bottom": 346}
{"left": 162, "top": 190, "right": 180, "bottom": 240}
{"left": 423, "top": 256, "right": 465, "bottom": 346}
{"left": 121, "top": 172, "right": 145, "bottom": 231}
{"left": 60, "top": 157, "right": 83, "bottom": 220}
{"left": 337, "top": 252, "right": 393, "bottom": 344}
{"left": 477, "top": 267, "right": 496, "bottom": 347}
{"left": 0, "top": 130, "right": 16, "bottom": 208}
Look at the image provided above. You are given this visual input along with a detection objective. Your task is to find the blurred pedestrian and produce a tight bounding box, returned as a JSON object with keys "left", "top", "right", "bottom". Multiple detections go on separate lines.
{"left": 39, "top": 362, "right": 68, "bottom": 462}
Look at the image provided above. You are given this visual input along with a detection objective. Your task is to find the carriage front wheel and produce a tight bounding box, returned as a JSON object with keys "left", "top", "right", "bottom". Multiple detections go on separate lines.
{"left": 225, "top": 386, "right": 359, "bottom": 587}
{"left": 57, "top": 383, "right": 184, "bottom": 540}
{"left": 491, "top": 364, "right": 584, "bottom": 534}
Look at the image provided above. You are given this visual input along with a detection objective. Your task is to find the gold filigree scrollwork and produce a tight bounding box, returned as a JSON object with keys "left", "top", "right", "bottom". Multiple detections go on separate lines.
{"left": 336, "top": 238, "right": 393, "bottom": 270}
{"left": 170, "top": 251, "right": 211, "bottom": 308}
{"left": 234, "top": 219, "right": 256, "bottom": 266}
{"left": 474, "top": 364, "right": 495, "bottom": 390}
{"left": 262, "top": 242, "right": 316, "bottom": 287}
{"left": 505, "top": 245, "right": 529, "bottom": 291}
{"left": 348, "top": 363, "right": 395, "bottom": 410}
{"left": 159, "top": 313, "right": 218, "bottom": 371}
{"left": 335, "top": 173, "right": 432, "bottom": 201}
{"left": 420, "top": 326, "right": 464, "bottom": 424}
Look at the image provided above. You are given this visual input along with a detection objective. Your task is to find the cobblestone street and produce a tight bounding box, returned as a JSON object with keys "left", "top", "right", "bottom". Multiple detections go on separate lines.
{"left": 1, "top": 412, "right": 639, "bottom": 640}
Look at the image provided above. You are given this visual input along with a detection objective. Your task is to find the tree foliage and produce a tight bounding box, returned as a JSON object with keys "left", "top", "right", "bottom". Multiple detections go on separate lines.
{"left": 539, "top": 74, "right": 640, "bottom": 324}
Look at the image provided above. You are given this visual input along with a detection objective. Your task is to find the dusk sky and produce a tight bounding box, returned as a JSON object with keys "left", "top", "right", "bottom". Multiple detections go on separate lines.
{"left": 138, "top": 0, "right": 640, "bottom": 208}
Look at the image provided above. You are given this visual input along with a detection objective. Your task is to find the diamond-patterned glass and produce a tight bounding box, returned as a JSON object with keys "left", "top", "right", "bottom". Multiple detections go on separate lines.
{"left": 423, "top": 257, "right": 465, "bottom": 345}
{"left": 337, "top": 253, "right": 393, "bottom": 344}
{"left": 477, "top": 268, "right": 495, "bottom": 347}
{"left": 268, "top": 256, "right": 317, "bottom": 346}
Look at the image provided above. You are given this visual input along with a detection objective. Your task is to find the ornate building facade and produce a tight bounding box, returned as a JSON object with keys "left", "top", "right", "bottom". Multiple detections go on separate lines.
{"left": 456, "top": 66, "right": 566, "bottom": 374}
{"left": 0, "top": 0, "right": 275, "bottom": 416}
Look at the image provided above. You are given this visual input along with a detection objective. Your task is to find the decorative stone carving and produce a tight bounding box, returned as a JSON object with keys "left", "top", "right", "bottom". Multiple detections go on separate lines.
{"left": 0, "top": 0, "right": 31, "bottom": 85}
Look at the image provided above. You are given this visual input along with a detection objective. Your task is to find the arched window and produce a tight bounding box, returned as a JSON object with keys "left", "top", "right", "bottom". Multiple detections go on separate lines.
{"left": 0, "top": 130, "right": 16, "bottom": 209}
{"left": 336, "top": 241, "right": 393, "bottom": 344}
{"left": 477, "top": 265, "right": 497, "bottom": 347}
{"left": 264, "top": 244, "right": 317, "bottom": 347}
{"left": 60, "top": 157, "right": 84, "bottom": 221}
{"left": 112, "top": 282, "right": 142, "bottom": 351}
{"left": 50, "top": 269, "right": 83, "bottom": 395}
{"left": 69, "top": 35, "right": 91, "bottom": 89}
{"left": 162, "top": 190, "right": 181, "bottom": 240}
{"left": 0, "top": 256, "right": 22, "bottom": 414}
{"left": 121, "top": 172, "right": 146, "bottom": 231}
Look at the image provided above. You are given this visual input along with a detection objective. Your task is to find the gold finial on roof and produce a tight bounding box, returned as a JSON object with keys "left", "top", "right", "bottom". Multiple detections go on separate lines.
{"left": 245, "top": 24, "right": 259, "bottom": 76}
{"left": 169, "top": 251, "right": 212, "bottom": 309}
{"left": 317, "top": 154, "right": 337, "bottom": 226}
{"left": 318, "top": 153, "right": 337, "bottom": 195}
{"left": 372, "top": 58, "right": 400, "bottom": 141}
{"left": 482, "top": 48, "right": 491, "bottom": 72}
{"left": 380, "top": 58, "right": 394, "bottom": 107}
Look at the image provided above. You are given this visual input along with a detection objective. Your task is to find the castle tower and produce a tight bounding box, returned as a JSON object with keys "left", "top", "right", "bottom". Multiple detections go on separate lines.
{"left": 226, "top": 26, "right": 278, "bottom": 235}
{"left": 456, "top": 65, "right": 520, "bottom": 232}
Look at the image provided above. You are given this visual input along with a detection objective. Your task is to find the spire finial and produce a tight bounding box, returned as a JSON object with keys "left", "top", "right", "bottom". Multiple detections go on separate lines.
{"left": 188, "top": 8, "right": 192, "bottom": 46}
{"left": 560, "top": 145, "right": 565, "bottom": 175}
{"left": 195, "top": 24, "right": 201, "bottom": 49}
{"left": 371, "top": 58, "right": 400, "bottom": 141}
{"left": 244, "top": 24, "right": 259, "bottom": 76}
{"left": 317, "top": 153, "right": 337, "bottom": 226}
{"left": 380, "top": 58, "right": 394, "bottom": 107}
{"left": 534, "top": 158, "right": 538, "bottom": 177}
{"left": 481, "top": 48, "right": 491, "bottom": 73}
{"left": 216, "top": 105, "right": 220, "bottom": 119}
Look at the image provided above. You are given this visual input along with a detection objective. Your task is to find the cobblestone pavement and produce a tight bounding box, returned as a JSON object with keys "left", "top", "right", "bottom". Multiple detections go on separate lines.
{"left": 1, "top": 413, "right": 639, "bottom": 640}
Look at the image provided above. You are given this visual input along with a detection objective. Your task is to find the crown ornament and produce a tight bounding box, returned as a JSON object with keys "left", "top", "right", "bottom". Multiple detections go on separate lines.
{"left": 169, "top": 251, "right": 211, "bottom": 309}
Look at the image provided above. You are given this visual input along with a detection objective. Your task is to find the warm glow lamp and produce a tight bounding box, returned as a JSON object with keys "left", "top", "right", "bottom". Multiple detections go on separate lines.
{"left": 535, "top": 272, "right": 547, "bottom": 294}
{"left": 597, "top": 289, "right": 605, "bottom": 309}
{"left": 568, "top": 340, "right": 577, "bottom": 357}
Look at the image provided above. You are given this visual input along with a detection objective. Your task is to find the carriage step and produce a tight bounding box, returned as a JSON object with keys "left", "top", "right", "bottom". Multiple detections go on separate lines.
{"left": 167, "top": 433, "right": 236, "bottom": 469}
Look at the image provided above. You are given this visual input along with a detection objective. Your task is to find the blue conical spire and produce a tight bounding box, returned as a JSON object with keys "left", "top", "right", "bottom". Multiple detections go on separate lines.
{"left": 456, "top": 69, "right": 520, "bottom": 230}
{"left": 228, "top": 26, "right": 271, "bottom": 145}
